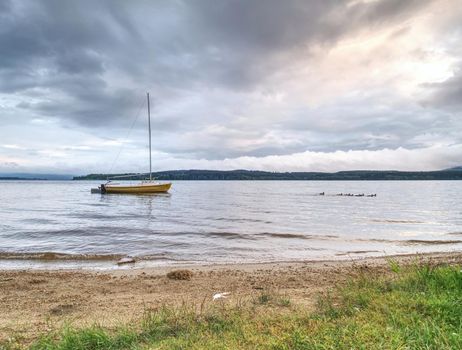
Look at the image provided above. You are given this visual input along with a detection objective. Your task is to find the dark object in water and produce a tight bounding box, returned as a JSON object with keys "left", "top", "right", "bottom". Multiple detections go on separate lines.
{"left": 335, "top": 193, "right": 376, "bottom": 197}
{"left": 166, "top": 269, "right": 193, "bottom": 280}
{"left": 91, "top": 188, "right": 102, "bottom": 194}
{"left": 41, "top": 252, "right": 59, "bottom": 260}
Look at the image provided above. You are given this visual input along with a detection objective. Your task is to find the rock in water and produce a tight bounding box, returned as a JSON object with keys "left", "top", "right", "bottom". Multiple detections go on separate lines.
{"left": 117, "top": 256, "right": 136, "bottom": 265}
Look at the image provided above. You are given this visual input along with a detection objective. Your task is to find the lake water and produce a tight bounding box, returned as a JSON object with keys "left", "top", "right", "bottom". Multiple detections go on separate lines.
{"left": 0, "top": 180, "right": 461, "bottom": 269}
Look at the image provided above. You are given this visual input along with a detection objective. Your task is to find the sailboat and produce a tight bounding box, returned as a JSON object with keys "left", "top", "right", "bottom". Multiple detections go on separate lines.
{"left": 99, "top": 93, "right": 172, "bottom": 194}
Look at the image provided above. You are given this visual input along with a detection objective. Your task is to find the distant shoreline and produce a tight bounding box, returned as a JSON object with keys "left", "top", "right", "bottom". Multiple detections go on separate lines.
{"left": 2, "top": 168, "right": 462, "bottom": 181}
{"left": 0, "top": 177, "right": 49, "bottom": 181}
{"left": 74, "top": 169, "right": 462, "bottom": 181}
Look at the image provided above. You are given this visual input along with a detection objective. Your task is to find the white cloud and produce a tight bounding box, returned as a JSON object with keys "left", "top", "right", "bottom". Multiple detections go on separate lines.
{"left": 150, "top": 144, "right": 462, "bottom": 172}
{"left": 2, "top": 144, "right": 26, "bottom": 150}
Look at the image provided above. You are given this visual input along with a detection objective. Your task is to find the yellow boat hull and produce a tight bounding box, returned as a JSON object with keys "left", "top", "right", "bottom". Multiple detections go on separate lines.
{"left": 104, "top": 182, "right": 172, "bottom": 194}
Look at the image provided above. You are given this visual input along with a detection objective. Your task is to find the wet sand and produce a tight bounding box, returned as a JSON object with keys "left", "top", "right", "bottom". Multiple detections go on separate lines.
{"left": 1, "top": 252, "right": 462, "bottom": 345}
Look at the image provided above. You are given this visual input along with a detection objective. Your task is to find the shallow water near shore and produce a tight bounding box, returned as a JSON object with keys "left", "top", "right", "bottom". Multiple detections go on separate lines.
{"left": 0, "top": 180, "right": 461, "bottom": 269}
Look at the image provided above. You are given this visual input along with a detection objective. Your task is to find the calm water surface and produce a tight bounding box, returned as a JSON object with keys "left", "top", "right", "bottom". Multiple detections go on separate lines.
{"left": 0, "top": 180, "right": 461, "bottom": 269}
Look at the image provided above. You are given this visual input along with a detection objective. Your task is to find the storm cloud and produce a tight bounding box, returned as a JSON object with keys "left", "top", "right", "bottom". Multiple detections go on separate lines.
{"left": 1, "top": 0, "right": 461, "bottom": 173}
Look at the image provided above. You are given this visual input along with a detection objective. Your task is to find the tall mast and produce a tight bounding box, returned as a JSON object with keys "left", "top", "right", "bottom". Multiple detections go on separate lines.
{"left": 147, "top": 92, "right": 152, "bottom": 181}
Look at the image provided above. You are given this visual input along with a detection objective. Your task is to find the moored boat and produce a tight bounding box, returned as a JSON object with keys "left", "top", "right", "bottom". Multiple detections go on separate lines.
{"left": 101, "top": 181, "right": 171, "bottom": 194}
{"left": 93, "top": 92, "right": 172, "bottom": 195}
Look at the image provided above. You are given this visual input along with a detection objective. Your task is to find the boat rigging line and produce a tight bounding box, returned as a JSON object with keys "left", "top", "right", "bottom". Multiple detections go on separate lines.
{"left": 106, "top": 173, "right": 153, "bottom": 180}
{"left": 107, "top": 96, "right": 146, "bottom": 175}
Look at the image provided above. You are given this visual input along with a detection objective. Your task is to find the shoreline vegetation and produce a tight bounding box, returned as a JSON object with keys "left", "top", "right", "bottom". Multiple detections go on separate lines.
{"left": 73, "top": 168, "right": 462, "bottom": 181}
{"left": 1, "top": 252, "right": 462, "bottom": 349}
{"left": 1, "top": 167, "right": 461, "bottom": 181}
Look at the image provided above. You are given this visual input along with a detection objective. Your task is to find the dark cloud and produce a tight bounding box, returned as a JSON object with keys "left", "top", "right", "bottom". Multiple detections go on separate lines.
{"left": 0, "top": 0, "right": 435, "bottom": 125}
{"left": 2, "top": 0, "right": 461, "bottom": 166}
{"left": 425, "top": 67, "right": 462, "bottom": 109}
{"left": 152, "top": 0, "right": 432, "bottom": 90}
{"left": 55, "top": 50, "right": 104, "bottom": 75}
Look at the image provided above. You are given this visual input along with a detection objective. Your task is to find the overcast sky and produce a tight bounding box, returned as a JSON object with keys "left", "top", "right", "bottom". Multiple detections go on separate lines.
{"left": 1, "top": 0, "right": 461, "bottom": 174}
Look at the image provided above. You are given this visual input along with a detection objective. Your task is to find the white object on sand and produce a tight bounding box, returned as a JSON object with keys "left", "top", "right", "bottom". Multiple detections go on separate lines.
{"left": 213, "top": 292, "right": 231, "bottom": 301}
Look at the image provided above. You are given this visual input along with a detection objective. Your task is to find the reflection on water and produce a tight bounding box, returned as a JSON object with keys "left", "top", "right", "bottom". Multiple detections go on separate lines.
{"left": 0, "top": 180, "right": 461, "bottom": 268}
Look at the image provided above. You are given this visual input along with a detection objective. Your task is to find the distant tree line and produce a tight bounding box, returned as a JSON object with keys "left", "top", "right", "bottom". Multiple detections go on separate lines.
{"left": 0, "top": 177, "right": 47, "bottom": 180}
{"left": 73, "top": 169, "right": 462, "bottom": 181}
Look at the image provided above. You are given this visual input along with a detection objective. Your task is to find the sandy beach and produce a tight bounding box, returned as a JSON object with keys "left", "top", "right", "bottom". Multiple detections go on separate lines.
{"left": 2, "top": 252, "right": 462, "bottom": 345}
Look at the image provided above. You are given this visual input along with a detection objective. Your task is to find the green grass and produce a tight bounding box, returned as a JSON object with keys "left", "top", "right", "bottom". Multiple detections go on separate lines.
{"left": 3, "top": 262, "right": 462, "bottom": 349}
